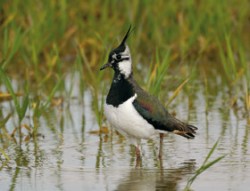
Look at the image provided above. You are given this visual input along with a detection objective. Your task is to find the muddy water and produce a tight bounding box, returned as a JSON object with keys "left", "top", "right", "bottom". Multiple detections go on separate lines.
{"left": 0, "top": 76, "right": 250, "bottom": 191}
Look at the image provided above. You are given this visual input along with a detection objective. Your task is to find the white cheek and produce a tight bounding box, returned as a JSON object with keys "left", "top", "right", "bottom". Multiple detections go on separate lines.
{"left": 118, "top": 60, "right": 132, "bottom": 78}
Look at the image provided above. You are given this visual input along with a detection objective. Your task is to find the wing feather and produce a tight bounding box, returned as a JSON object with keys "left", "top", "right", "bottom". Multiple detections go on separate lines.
{"left": 129, "top": 78, "right": 197, "bottom": 138}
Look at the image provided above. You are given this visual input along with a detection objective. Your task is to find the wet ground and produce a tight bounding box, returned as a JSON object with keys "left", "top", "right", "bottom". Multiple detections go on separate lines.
{"left": 0, "top": 74, "right": 250, "bottom": 191}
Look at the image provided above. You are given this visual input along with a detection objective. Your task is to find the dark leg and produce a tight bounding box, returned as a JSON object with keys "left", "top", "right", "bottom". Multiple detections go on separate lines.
{"left": 135, "top": 145, "right": 141, "bottom": 167}
{"left": 158, "top": 133, "right": 164, "bottom": 159}
{"left": 135, "top": 145, "right": 141, "bottom": 159}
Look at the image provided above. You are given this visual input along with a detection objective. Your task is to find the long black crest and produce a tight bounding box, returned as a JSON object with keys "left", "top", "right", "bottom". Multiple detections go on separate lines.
{"left": 119, "top": 25, "right": 132, "bottom": 46}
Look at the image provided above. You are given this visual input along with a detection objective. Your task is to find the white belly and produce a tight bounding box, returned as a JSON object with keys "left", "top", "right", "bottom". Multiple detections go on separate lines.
{"left": 104, "top": 94, "right": 156, "bottom": 141}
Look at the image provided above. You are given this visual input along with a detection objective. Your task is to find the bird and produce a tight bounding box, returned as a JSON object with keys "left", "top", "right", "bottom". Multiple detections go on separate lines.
{"left": 100, "top": 26, "right": 197, "bottom": 161}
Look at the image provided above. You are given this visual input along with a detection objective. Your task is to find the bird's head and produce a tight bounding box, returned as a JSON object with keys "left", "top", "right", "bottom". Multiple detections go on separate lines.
{"left": 100, "top": 26, "right": 132, "bottom": 78}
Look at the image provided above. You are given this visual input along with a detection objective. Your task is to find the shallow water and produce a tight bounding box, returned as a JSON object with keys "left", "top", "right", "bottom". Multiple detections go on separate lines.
{"left": 0, "top": 74, "right": 250, "bottom": 191}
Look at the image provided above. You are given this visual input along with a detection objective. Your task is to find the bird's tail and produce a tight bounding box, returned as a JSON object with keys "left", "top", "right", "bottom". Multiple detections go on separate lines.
{"left": 169, "top": 118, "right": 198, "bottom": 139}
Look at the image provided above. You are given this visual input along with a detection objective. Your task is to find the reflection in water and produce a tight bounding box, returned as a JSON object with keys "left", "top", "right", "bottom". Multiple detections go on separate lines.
{"left": 4, "top": 143, "right": 46, "bottom": 191}
{"left": 115, "top": 160, "right": 195, "bottom": 191}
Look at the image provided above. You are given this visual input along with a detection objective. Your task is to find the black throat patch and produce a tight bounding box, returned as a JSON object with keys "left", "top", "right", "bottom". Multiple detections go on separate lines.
{"left": 106, "top": 74, "right": 134, "bottom": 107}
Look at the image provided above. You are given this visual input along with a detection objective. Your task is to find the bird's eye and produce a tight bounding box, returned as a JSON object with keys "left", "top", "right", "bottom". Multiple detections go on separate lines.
{"left": 116, "top": 54, "right": 121, "bottom": 60}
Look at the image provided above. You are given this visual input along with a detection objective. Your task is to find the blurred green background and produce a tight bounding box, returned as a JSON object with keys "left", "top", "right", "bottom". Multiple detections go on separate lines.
{"left": 1, "top": 0, "right": 249, "bottom": 80}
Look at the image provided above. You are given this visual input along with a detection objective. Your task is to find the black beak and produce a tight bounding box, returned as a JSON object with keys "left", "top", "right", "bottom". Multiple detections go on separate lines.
{"left": 100, "top": 62, "right": 112, "bottom": 70}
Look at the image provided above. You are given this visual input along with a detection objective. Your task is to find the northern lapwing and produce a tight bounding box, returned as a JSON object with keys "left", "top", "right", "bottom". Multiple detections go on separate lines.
{"left": 100, "top": 26, "right": 197, "bottom": 161}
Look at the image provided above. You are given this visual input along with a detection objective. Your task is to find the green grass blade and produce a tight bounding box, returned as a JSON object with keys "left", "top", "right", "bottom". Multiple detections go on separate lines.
{"left": 0, "top": 67, "right": 21, "bottom": 119}
{"left": 44, "top": 76, "right": 64, "bottom": 108}
{"left": 20, "top": 94, "right": 29, "bottom": 121}
{"left": 2, "top": 27, "right": 24, "bottom": 69}
{"left": 148, "top": 50, "right": 170, "bottom": 95}
{"left": 186, "top": 155, "right": 226, "bottom": 188}
{"left": 166, "top": 78, "right": 189, "bottom": 106}
{"left": 202, "top": 139, "right": 220, "bottom": 165}
{"left": 0, "top": 148, "right": 10, "bottom": 161}
{"left": 0, "top": 113, "right": 12, "bottom": 128}
{"left": 185, "top": 139, "right": 226, "bottom": 190}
